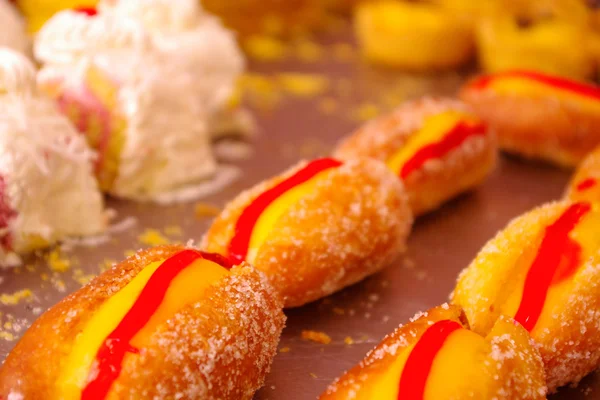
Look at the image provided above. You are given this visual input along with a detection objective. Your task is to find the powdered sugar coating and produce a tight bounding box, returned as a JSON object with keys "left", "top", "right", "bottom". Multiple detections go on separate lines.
{"left": 0, "top": 245, "right": 285, "bottom": 398}
{"left": 202, "top": 157, "right": 413, "bottom": 307}
{"left": 334, "top": 96, "right": 497, "bottom": 216}
{"left": 452, "top": 200, "right": 600, "bottom": 391}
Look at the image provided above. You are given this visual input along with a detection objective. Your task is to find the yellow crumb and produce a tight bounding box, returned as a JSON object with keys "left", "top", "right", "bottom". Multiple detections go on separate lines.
{"left": 124, "top": 250, "right": 136, "bottom": 258}
{"left": 164, "top": 225, "right": 183, "bottom": 237}
{"left": 46, "top": 249, "right": 71, "bottom": 273}
{"left": 332, "top": 307, "right": 345, "bottom": 315}
{"left": 40, "top": 273, "right": 49, "bottom": 281}
{"left": 279, "top": 347, "right": 291, "bottom": 353}
{"left": 0, "top": 331, "right": 14, "bottom": 341}
{"left": 318, "top": 97, "right": 339, "bottom": 115}
{"left": 294, "top": 39, "right": 324, "bottom": 63}
{"left": 100, "top": 258, "right": 117, "bottom": 272}
{"left": 73, "top": 268, "right": 95, "bottom": 286}
{"left": 310, "top": 372, "right": 318, "bottom": 378}
{"left": 138, "top": 229, "right": 170, "bottom": 246}
{"left": 194, "top": 203, "right": 221, "bottom": 219}
{"left": 301, "top": 330, "right": 332, "bottom": 344}
{"left": 0, "top": 289, "right": 32, "bottom": 305}
{"left": 244, "top": 35, "right": 288, "bottom": 61}
{"left": 344, "top": 336, "right": 354, "bottom": 345}
{"left": 354, "top": 103, "right": 380, "bottom": 121}
{"left": 277, "top": 73, "right": 329, "bottom": 97}
{"left": 3, "top": 321, "right": 11, "bottom": 330}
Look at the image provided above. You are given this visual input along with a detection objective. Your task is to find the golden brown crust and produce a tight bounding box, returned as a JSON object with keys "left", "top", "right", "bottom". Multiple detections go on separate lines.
{"left": 0, "top": 245, "right": 285, "bottom": 400}
{"left": 320, "top": 304, "right": 546, "bottom": 400}
{"left": 452, "top": 201, "right": 600, "bottom": 391}
{"left": 565, "top": 145, "right": 600, "bottom": 201}
{"left": 334, "top": 97, "right": 497, "bottom": 216}
{"left": 461, "top": 83, "right": 600, "bottom": 168}
{"left": 202, "top": 157, "right": 413, "bottom": 307}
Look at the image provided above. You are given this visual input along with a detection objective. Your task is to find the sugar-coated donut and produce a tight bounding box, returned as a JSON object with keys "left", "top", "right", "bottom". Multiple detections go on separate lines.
{"left": 354, "top": 1, "right": 474, "bottom": 70}
{"left": 0, "top": 245, "right": 285, "bottom": 399}
{"left": 461, "top": 70, "right": 600, "bottom": 168}
{"left": 565, "top": 145, "right": 600, "bottom": 202}
{"left": 334, "top": 97, "right": 497, "bottom": 216}
{"left": 202, "top": 157, "right": 413, "bottom": 308}
{"left": 320, "top": 304, "right": 546, "bottom": 400}
{"left": 452, "top": 201, "right": 600, "bottom": 391}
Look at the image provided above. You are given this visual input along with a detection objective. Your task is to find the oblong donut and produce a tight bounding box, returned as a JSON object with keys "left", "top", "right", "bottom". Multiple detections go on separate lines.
{"left": 202, "top": 157, "right": 412, "bottom": 307}
{"left": 320, "top": 304, "right": 546, "bottom": 400}
{"left": 334, "top": 97, "right": 497, "bottom": 216}
{"left": 565, "top": 144, "right": 600, "bottom": 202}
{"left": 0, "top": 245, "right": 285, "bottom": 399}
{"left": 461, "top": 70, "right": 600, "bottom": 168}
{"left": 452, "top": 201, "right": 600, "bottom": 391}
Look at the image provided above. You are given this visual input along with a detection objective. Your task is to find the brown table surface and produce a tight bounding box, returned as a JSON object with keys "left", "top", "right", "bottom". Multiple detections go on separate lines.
{"left": 0, "top": 23, "right": 598, "bottom": 400}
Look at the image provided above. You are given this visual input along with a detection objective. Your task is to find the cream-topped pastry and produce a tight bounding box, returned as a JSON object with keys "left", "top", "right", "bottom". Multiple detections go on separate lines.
{"left": 34, "top": 2, "right": 245, "bottom": 202}
{"left": 0, "top": 48, "right": 106, "bottom": 266}
{"left": 0, "top": 1, "right": 29, "bottom": 54}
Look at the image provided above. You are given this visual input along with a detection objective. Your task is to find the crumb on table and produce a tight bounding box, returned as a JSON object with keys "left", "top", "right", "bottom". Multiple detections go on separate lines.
{"left": 301, "top": 330, "right": 332, "bottom": 344}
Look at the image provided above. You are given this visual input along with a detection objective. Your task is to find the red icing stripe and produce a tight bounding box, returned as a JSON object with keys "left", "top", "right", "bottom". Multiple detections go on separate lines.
{"left": 0, "top": 176, "right": 16, "bottom": 250}
{"left": 227, "top": 158, "right": 342, "bottom": 263}
{"left": 81, "top": 249, "right": 231, "bottom": 400}
{"left": 397, "top": 320, "right": 462, "bottom": 400}
{"left": 73, "top": 6, "right": 98, "bottom": 16}
{"left": 514, "top": 202, "right": 591, "bottom": 332}
{"left": 576, "top": 178, "right": 597, "bottom": 192}
{"left": 470, "top": 70, "right": 600, "bottom": 101}
{"left": 400, "top": 121, "right": 487, "bottom": 179}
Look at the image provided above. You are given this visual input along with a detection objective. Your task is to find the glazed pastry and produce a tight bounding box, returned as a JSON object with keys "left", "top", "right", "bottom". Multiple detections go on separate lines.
{"left": 334, "top": 97, "right": 496, "bottom": 216}
{"left": 0, "top": 48, "right": 106, "bottom": 267}
{"left": 34, "top": 1, "right": 244, "bottom": 202}
{"left": 461, "top": 70, "right": 600, "bottom": 168}
{"left": 320, "top": 304, "right": 546, "bottom": 400}
{"left": 0, "top": 1, "right": 29, "bottom": 54}
{"left": 452, "top": 201, "right": 600, "bottom": 391}
{"left": 354, "top": 1, "right": 475, "bottom": 70}
{"left": 0, "top": 245, "right": 285, "bottom": 399}
{"left": 202, "top": 157, "right": 413, "bottom": 307}
{"left": 565, "top": 145, "right": 600, "bottom": 202}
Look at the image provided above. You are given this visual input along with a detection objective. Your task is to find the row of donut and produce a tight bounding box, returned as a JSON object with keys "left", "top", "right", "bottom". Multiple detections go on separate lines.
{"left": 1, "top": 69, "right": 599, "bottom": 398}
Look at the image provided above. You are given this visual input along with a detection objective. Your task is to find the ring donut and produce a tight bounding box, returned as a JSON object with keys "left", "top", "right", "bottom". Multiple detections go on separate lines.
{"left": 202, "top": 157, "right": 413, "bottom": 307}
{"left": 334, "top": 97, "right": 496, "bottom": 216}
{"left": 565, "top": 145, "right": 600, "bottom": 202}
{"left": 452, "top": 201, "right": 600, "bottom": 391}
{"left": 461, "top": 70, "right": 600, "bottom": 167}
{"left": 0, "top": 245, "right": 285, "bottom": 399}
{"left": 320, "top": 304, "right": 546, "bottom": 400}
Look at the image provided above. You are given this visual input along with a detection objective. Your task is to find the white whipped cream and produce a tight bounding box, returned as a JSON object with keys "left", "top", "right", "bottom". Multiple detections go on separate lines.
{"left": 34, "top": 4, "right": 246, "bottom": 201}
{"left": 0, "top": 48, "right": 106, "bottom": 265}
{"left": 0, "top": 2, "right": 29, "bottom": 55}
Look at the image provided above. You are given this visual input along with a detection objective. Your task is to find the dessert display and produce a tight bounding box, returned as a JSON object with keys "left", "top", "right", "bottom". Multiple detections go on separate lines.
{"left": 335, "top": 97, "right": 496, "bottom": 216}
{"left": 320, "top": 304, "right": 546, "bottom": 400}
{"left": 34, "top": 0, "right": 246, "bottom": 202}
{"left": 452, "top": 201, "right": 600, "bottom": 391}
{"left": 565, "top": 145, "right": 600, "bottom": 202}
{"left": 0, "top": 245, "right": 285, "bottom": 399}
{"left": 354, "top": 1, "right": 475, "bottom": 70}
{"left": 461, "top": 70, "right": 600, "bottom": 168}
{"left": 0, "top": 1, "right": 29, "bottom": 54}
{"left": 202, "top": 157, "right": 413, "bottom": 307}
{"left": 0, "top": 48, "right": 106, "bottom": 267}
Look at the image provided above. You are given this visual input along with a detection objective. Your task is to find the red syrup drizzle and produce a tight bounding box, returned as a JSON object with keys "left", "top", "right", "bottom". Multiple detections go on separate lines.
{"left": 576, "top": 178, "right": 597, "bottom": 192}
{"left": 397, "top": 320, "right": 462, "bottom": 400}
{"left": 399, "top": 121, "right": 487, "bottom": 179}
{"left": 0, "top": 175, "right": 16, "bottom": 250}
{"left": 73, "top": 6, "right": 98, "bottom": 16}
{"left": 470, "top": 70, "right": 600, "bottom": 101}
{"left": 81, "top": 249, "right": 232, "bottom": 400}
{"left": 513, "top": 202, "right": 591, "bottom": 332}
{"left": 227, "top": 158, "right": 342, "bottom": 263}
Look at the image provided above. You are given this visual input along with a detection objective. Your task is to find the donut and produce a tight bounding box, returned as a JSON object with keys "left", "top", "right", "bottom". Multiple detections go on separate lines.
{"left": 354, "top": 1, "right": 475, "bottom": 70}
{"left": 565, "top": 145, "right": 600, "bottom": 202}
{"left": 0, "top": 48, "right": 106, "bottom": 266}
{"left": 34, "top": 4, "right": 244, "bottom": 202}
{"left": 0, "top": 245, "right": 285, "bottom": 399}
{"left": 461, "top": 70, "right": 600, "bottom": 168}
{"left": 334, "top": 97, "right": 497, "bottom": 216}
{"left": 320, "top": 304, "right": 546, "bottom": 400}
{"left": 452, "top": 201, "right": 600, "bottom": 391}
{"left": 202, "top": 157, "right": 413, "bottom": 307}
{"left": 475, "top": 4, "right": 593, "bottom": 81}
